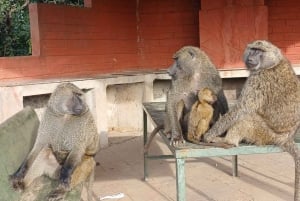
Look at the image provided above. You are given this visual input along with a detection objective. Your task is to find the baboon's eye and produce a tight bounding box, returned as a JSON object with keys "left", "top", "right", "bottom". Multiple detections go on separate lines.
{"left": 188, "top": 50, "right": 195, "bottom": 58}
{"left": 74, "top": 92, "right": 82, "bottom": 97}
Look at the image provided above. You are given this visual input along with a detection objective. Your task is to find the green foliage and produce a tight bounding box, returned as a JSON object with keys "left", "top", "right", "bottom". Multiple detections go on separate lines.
{"left": 0, "top": 0, "right": 31, "bottom": 56}
{"left": 33, "top": 0, "right": 84, "bottom": 7}
{"left": 0, "top": 0, "right": 83, "bottom": 57}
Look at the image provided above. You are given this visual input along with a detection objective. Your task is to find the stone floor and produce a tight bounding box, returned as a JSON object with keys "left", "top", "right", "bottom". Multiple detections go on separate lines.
{"left": 91, "top": 131, "right": 295, "bottom": 201}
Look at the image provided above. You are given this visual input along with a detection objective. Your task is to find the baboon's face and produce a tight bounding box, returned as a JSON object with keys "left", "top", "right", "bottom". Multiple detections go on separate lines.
{"left": 243, "top": 40, "right": 282, "bottom": 72}
{"left": 244, "top": 48, "right": 263, "bottom": 70}
{"left": 49, "top": 83, "right": 88, "bottom": 116}
{"left": 64, "top": 92, "right": 87, "bottom": 115}
{"left": 167, "top": 47, "right": 196, "bottom": 80}
{"left": 199, "top": 88, "right": 216, "bottom": 104}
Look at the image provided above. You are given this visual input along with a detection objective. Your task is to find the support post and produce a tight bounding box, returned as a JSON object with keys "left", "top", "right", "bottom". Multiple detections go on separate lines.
{"left": 232, "top": 155, "right": 238, "bottom": 177}
{"left": 176, "top": 158, "right": 186, "bottom": 201}
{"left": 143, "top": 110, "right": 148, "bottom": 181}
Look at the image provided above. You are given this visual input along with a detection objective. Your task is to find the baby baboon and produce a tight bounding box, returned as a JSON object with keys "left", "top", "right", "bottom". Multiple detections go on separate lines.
{"left": 166, "top": 46, "right": 228, "bottom": 145}
{"left": 10, "top": 83, "right": 100, "bottom": 201}
{"left": 187, "top": 88, "right": 216, "bottom": 143}
{"left": 204, "top": 40, "right": 300, "bottom": 200}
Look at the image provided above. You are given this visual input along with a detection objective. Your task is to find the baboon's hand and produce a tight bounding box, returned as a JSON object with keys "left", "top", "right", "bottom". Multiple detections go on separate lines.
{"left": 59, "top": 166, "right": 72, "bottom": 187}
{"left": 203, "top": 132, "right": 215, "bottom": 143}
{"left": 9, "top": 175, "right": 25, "bottom": 191}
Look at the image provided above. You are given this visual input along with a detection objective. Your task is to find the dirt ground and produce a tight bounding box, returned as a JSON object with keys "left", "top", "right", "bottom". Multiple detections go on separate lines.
{"left": 91, "top": 131, "right": 295, "bottom": 201}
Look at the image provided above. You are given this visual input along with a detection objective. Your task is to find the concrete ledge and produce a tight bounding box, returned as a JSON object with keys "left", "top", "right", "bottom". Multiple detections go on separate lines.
{"left": 0, "top": 67, "right": 298, "bottom": 148}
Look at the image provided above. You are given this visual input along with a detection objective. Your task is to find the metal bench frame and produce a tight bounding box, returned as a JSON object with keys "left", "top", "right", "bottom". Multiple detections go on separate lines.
{"left": 143, "top": 102, "right": 296, "bottom": 201}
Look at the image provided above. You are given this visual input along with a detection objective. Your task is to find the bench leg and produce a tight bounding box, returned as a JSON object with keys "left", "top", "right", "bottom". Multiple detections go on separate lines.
{"left": 232, "top": 155, "right": 238, "bottom": 177}
{"left": 143, "top": 110, "right": 148, "bottom": 181}
{"left": 176, "top": 158, "right": 186, "bottom": 201}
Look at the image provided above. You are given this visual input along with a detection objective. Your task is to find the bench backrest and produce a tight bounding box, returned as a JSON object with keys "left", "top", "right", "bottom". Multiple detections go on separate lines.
{"left": 0, "top": 107, "right": 39, "bottom": 201}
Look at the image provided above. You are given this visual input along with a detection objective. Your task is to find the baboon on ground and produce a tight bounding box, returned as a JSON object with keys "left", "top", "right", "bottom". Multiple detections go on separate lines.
{"left": 187, "top": 88, "right": 216, "bottom": 144}
{"left": 10, "top": 83, "right": 100, "bottom": 201}
{"left": 166, "top": 46, "right": 228, "bottom": 145}
{"left": 203, "top": 40, "right": 300, "bottom": 201}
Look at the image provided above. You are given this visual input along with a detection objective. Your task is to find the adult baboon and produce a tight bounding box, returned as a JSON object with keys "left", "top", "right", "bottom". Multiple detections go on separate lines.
{"left": 10, "top": 83, "right": 100, "bottom": 201}
{"left": 166, "top": 46, "right": 228, "bottom": 145}
{"left": 204, "top": 40, "right": 300, "bottom": 201}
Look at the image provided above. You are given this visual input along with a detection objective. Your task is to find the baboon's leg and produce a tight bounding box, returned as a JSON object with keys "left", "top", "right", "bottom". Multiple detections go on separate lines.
{"left": 70, "top": 156, "right": 95, "bottom": 188}
{"left": 47, "top": 155, "right": 96, "bottom": 201}
{"left": 23, "top": 147, "right": 60, "bottom": 188}
{"left": 71, "top": 156, "right": 96, "bottom": 201}
{"left": 18, "top": 147, "right": 60, "bottom": 201}
{"left": 10, "top": 143, "right": 46, "bottom": 190}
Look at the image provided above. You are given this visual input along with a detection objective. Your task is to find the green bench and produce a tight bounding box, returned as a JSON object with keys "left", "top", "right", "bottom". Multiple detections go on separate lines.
{"left": 0, "top": 107, "right": 81, "bottom": 201}
{"left": 143, "top": 102, "right": 300, "bottom": 201}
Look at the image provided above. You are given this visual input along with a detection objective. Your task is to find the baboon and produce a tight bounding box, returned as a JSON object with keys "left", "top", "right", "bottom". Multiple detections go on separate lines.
{"left": 167, "top": 46, "right": 228, "bottom": 145}
{"left": 144, "top": 46, "right": 228, "bottom": 150}
{"left": 10, "top": 83, "right": 100, "bottom": 201}
{"left": 203, "top": 40, "right": 300, "bottom": 201}
{"left": 187, "top": 88, "right": 216, "bottom": 144}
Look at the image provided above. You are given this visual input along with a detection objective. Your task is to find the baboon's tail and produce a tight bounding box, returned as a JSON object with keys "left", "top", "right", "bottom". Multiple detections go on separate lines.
{"left": 144, "top": 125, "right": 164, "bottom": 153}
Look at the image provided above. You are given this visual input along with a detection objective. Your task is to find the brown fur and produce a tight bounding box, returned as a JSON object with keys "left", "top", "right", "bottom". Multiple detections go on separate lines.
{"left": 187, "top": 88, "right": 216, "bottom": 143}
{"left": 204, "top": 40, "right": 300, "bottom": 200}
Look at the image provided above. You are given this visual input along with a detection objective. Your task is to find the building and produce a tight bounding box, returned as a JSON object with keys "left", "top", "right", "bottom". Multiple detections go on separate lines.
{"left": 0, "top": 0, "right": 299, "bottom": 147}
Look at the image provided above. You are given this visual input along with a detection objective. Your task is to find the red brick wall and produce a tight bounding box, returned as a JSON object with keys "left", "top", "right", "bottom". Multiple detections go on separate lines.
{"left": 199, "top": 0, "right": 268, "bottom": 69}
{"left": 0, "top": 0, "right": 200, "bottom": 83}
{"left": 268, "top": 0, "right": 300, "bottom": 63}
{"left": 37, "top": 1, "right": 138, "bottom": 75}
{"left": 138, "top": 0, "right": 200, "bottom": 69}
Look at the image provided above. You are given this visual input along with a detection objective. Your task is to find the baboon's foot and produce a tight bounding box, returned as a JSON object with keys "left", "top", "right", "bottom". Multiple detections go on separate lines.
{"left": 9, "top": 175, "right": 25, "bottom": 191}
{"left": 203, "top": 133, "right": 218, "bottom": 143}
{"left": 197, "top": 142, "right": 235, "bottom": 149}
{"left": 170, "top": 134, "right": 186, "bottom": 147}
{"left": 47, "top": 185, "right": 67, "bottom": 201}
{"left": 203, "top": 135, "right": 237, "bottom": 149}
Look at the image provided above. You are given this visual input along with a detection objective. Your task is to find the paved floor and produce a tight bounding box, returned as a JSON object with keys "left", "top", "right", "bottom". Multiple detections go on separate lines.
{"left": 92, "top": 131, "right": 295, "bottom": 201}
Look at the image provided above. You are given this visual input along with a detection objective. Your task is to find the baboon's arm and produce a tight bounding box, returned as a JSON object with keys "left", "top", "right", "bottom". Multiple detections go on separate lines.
{"left": 60, "top": 146, "right": 85, "bottom": 186}
{"left": 168, "top": 99, "right": 184, "bottom": 143}
{"left": 11, "top": 142, "right": 45, "bottom": 179}
{"left": 204, "top": 105, "right": 243, "bottom": 140}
